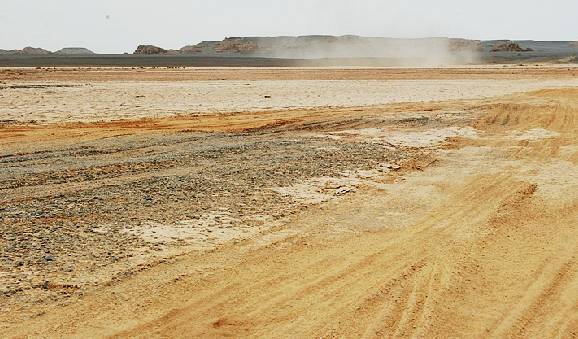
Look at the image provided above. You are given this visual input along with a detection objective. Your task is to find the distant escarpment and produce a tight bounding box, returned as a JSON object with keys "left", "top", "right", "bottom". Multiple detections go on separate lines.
{"left": 122, "top": 36, "right": 578, "bottom": 65}
{"left": 177, "top": 36, "right": 483, "bottom": 60}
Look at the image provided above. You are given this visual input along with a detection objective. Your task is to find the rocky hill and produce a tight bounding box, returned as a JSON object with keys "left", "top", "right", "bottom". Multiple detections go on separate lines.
{"left": 0, "top": 47, "right": 52, "bottom": 55}
{"left": 0, "top": 46, "right": 94, "bottom": 55}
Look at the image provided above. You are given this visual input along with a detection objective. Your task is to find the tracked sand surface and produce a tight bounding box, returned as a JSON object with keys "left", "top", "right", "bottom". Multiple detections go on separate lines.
{"left": 1, "top": 67, "right": 578, "bottom": 337}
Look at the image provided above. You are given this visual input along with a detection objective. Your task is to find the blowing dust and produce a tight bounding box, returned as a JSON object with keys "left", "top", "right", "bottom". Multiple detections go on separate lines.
{"left": 268, "top": 36, "right": 482, "bottom": 66}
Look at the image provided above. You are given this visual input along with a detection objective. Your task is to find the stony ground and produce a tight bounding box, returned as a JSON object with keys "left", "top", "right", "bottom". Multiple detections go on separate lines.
{"left": 2, "top": 100, "right": 472, "bottom": 316}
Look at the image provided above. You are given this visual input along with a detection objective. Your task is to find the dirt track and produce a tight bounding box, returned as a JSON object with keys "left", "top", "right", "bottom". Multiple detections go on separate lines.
{"left": 1, "top": 68, "right": 577, "bottom": 338}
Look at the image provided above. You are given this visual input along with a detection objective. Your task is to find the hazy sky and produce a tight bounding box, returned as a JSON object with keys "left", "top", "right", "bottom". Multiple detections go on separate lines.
{"left": 1, "top": 0, "right": 577, "bottom": 53}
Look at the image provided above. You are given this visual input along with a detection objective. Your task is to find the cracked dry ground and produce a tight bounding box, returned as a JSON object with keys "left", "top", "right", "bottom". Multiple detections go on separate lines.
{"left": 1, "top": 88, "right": 578, "bottom": 338}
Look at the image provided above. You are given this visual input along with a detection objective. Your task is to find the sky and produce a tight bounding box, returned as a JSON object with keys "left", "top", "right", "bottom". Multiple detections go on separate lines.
{"left": 1, "top": 0, "right": 577, "bottom": 53}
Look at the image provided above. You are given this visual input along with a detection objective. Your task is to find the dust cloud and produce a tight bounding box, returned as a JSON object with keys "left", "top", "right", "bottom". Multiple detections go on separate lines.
{"left": 266, "top": 36, "right": 482, "bottom": 66}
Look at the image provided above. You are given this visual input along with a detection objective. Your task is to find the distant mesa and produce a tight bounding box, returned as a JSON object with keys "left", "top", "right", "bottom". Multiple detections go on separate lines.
{"left": 0, "top": 46, "right": 94, "bottom": 56}
{"left": 54, "top": 47, "right": 95, "bottom": 55}
{"left": 0, "top": 46, "right": 52, "bottom": 55}
{"left": 491, "top": 41, "right": 533, "bottom": 53}
{"left": 134, "top": 45, "right": 167, "bottom": 55}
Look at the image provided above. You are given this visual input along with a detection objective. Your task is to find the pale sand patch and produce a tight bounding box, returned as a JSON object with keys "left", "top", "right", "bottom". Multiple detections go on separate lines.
{"left": 276, "top": 126, "right": 482, "bottom": 204}
{"left": 329, "top": 126, "right": 479, "bottom": 147}
{"left": 2, "top": 79, "right": 578, "bottom": 122}
{"left": 123, "top": 210, "right": 274, "bottom": 248}
{"left": 273, "top": 175, "right": 363, "bottom": 204}
{"left": 512, "top": 128, "right": 561, "bottom": 141}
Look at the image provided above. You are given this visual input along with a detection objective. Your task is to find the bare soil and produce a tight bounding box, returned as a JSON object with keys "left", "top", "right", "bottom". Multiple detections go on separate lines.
{"left": 0, "top": 67, "right": 577, "bottom": 338}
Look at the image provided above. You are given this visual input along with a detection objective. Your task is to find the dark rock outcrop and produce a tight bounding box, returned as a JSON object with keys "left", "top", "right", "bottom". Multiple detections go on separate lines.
{"left": 491, "top": 42, "right": 533, "bottom": 52}
{"left": 133, "top": 45, "right": 167, "bottom": 55}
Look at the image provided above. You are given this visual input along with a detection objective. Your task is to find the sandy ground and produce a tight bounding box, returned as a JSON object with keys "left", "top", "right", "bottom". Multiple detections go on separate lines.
{"left": 1, "top": 66, "right": 578, "bottom": 123}
{"left": 1, "top": 67, "right": 577, "bottom": 338}
{"left": 3, "top": 79, "right": 578, "bottom": 123}
{"left": 3, "top": 65, "right": 578, "bottom": 81}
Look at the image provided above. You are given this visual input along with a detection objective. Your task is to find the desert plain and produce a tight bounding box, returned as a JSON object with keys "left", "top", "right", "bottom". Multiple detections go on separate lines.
{"left": 1, "top": 65, "right": 578, "bottom": 337}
